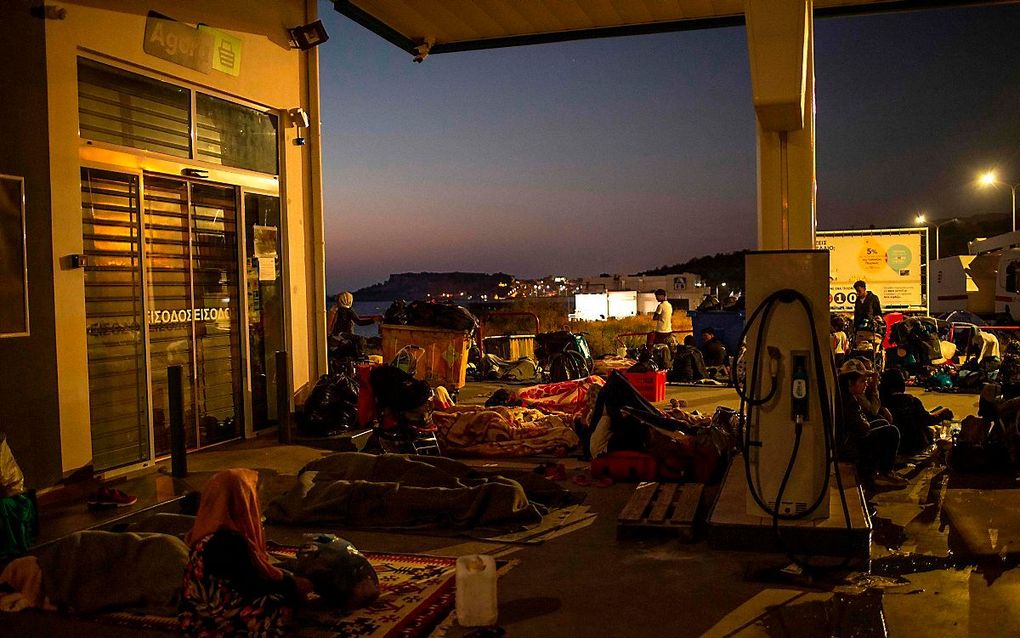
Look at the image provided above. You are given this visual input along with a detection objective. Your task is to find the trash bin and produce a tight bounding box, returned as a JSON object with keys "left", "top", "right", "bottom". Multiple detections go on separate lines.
{"left": 381, "top": 324, "right": 471, "bottom": 389}
{"left": 688, "top": 311, "right": 745, "bottom": 354}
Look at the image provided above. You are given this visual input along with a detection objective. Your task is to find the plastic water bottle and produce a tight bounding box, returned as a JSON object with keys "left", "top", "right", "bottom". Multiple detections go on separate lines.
{"left": 455, "top": 554, "right": 497, "bottom": 627}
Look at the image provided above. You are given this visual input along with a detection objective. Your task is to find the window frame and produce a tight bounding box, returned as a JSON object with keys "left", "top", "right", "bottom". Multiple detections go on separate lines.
{"left": 76, "top": 52, "right": 282, "bottom": 178}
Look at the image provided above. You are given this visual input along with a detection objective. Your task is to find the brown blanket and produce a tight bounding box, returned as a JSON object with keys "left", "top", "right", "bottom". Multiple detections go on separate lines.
{"left": 265, "top": 453, "right": 543, "bottom": 530}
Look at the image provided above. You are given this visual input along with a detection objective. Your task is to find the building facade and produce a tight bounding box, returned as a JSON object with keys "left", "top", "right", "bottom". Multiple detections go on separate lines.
{"left": 582, "top": 273, "right": 706, "bottom": 311}
{"left": 0, "top": 0, "right": 326, "bottom": 487}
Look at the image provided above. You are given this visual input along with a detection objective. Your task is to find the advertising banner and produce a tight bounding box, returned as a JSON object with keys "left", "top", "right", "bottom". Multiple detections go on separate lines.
{"left": 816, "top": 229, "right": 926, "bottom": 311}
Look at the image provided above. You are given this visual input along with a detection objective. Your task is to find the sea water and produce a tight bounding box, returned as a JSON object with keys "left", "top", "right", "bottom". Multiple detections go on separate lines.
{"left": 351, "top": 300, "right": 392, "bottom": 338}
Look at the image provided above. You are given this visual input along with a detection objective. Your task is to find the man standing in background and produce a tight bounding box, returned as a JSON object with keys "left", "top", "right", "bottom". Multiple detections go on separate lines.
{"left": 853, "top": 280, "right": 883, "bottom": 329}
{"left": 650, "top": 288, "right": 673, "bottom": 346}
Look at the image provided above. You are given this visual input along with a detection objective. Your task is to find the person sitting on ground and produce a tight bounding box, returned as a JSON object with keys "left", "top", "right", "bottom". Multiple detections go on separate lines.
{"left": 997, "top": 341, "right": 1020, "bottom": 399}
{"left": 180, "top": 469, "right": 314, "bottom": 637}
{"left": 328, "top": 291, "right": 378, "bottom": 360}
{"left": 670, "top": 335, "right": 709, "bottom": 383}
{"left": 878, "top": 368, "right": 952, "bottom": 454}
{"left": 838, "top": 367, "right": 907, "bottom": 489}
{"left": 840, "top": 359, "right": 893, "bottom": 424}
{"left": 700, "top": 327, "right": 728, "bottom": 367}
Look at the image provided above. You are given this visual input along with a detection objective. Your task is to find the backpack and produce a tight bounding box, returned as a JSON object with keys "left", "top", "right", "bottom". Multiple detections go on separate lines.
{"left": 292, "top": 538, "right": 379, "bottom": 610}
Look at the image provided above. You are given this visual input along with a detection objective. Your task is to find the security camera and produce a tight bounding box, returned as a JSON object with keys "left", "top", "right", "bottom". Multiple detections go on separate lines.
{"left": 413, "top": 52, "right": 428, "bottom": 64}
{"left": 288, "top": 108, "right": 310, "bottom": 129}
{"left": 294, "top": 137, "right": 306, "bottom": 146}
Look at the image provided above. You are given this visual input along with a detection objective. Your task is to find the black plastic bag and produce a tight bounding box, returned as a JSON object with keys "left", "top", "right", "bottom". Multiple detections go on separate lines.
{"left": 404, "top": 301, "right": 478, "bottom": 334}
{"left": 384, "top": 300, "right": 409, "bottom": 325}
{"left": 302, "top": 372, "right": 359, "bottom": 436}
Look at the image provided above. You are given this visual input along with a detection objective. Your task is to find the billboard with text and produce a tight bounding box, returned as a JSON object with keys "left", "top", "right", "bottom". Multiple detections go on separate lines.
{"left": 816, "top": 229, "right": 927, "bottom": 312}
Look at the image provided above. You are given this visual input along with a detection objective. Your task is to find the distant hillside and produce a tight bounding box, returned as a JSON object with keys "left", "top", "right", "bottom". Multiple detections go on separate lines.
{"left": 639, "top": 251, "right": 748, "bottom": 288}
{"left": 350, "top": 271, "right": 515, "bottom": 301}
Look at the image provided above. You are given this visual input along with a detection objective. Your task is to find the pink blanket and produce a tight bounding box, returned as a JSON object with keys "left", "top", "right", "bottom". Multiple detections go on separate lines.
{"left": 513, "top": 376, "right": 605, "bottom": 423}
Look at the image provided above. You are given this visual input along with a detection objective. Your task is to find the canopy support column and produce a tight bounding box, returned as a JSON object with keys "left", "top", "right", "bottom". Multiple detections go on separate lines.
{"left": 745, "top": 0, "right": 816, "bottom": 250}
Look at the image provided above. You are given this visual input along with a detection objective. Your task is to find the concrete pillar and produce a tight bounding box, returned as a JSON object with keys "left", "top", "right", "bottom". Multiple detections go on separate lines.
{"left": 745, "top": 0, "right": 816, "bottom": 250}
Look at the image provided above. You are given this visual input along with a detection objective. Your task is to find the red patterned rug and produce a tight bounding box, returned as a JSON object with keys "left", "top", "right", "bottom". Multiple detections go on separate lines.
{"left": 99, "top": 549, "right": 461, "bottom": 638}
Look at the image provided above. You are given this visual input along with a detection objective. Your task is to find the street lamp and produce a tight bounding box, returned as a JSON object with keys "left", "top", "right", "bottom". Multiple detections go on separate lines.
{"left": 914, "top": 212, "right": 958, "bottom": 260}
{"left": 978, "top": 170, "right": 1020, "bottom": 232}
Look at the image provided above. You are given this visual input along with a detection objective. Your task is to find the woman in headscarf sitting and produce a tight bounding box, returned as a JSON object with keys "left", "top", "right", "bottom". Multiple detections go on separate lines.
{"left": 180, "top": 469, "right": 312, "bottom": 637}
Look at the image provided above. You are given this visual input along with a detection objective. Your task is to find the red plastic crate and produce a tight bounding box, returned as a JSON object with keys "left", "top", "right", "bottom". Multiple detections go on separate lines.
{"left": 623, "top": 370, "right": 667, "bottom": 403}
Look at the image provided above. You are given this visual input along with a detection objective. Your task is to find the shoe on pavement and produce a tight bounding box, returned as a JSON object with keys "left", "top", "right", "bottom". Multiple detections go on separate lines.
{"left": 86, "top": 486, "right": 138, "bottom": 509}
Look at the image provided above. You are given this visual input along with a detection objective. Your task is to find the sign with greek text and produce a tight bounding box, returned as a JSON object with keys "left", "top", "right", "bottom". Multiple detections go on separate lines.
{"left": 143, "top": 12, "right": 213, "bottom": 74}
{"left": 147, "top": 307, "right": 231, "bottom": 326}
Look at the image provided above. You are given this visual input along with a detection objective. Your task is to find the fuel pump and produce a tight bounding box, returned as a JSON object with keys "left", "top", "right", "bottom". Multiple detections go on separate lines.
{"left": 737, "top": 251, "right": 836, "bottom": 521}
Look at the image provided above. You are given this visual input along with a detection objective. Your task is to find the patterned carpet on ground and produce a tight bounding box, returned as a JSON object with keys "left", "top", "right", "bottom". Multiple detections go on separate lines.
{"left": 97, "top": 548, "right": 470, "bottom": 638}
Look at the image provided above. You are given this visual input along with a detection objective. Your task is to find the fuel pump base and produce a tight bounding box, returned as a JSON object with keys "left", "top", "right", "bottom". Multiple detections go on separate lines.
{"left": 707, "top": 462, "right": 872, "bottom": 564}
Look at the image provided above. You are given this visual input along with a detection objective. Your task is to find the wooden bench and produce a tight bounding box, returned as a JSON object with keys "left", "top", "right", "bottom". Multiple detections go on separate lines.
{"left": 618, "top": 482, "right": 704, "bottom": 542}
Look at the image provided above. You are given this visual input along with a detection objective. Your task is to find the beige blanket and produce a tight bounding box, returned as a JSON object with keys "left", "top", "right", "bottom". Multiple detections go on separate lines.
{"left": 434, "top": 406, "right": 579, "bottom": 457}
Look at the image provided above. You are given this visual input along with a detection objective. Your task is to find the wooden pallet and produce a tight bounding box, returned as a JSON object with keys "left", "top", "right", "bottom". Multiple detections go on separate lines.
{"left": 618, "top": 482, "right": 704, "bottom": 541}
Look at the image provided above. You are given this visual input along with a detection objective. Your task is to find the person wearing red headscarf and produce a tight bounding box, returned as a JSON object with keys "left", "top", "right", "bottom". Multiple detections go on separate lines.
{"left": 180, "top": 469, "right": 311, "bottom": 637}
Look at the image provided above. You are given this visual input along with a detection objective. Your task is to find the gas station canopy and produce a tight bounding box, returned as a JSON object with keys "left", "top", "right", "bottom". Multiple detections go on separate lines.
{"left": 333, "top": 0, "right": 998, "bottom": 55}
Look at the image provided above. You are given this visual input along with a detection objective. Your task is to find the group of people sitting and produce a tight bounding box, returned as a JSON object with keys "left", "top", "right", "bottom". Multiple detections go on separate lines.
{"left": 0, "top": 469, "right": 379, "bottom": 636}
{"left": 838, "top": 358, "right": 952, "bottom": 491}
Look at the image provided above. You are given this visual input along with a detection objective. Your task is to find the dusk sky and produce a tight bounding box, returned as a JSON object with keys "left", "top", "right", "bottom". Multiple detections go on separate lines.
{"left": 318, "top": 3, "right": 1020, "bottom": 293}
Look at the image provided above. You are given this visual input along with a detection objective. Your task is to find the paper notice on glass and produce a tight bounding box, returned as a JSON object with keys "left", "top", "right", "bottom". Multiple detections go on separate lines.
{"left": 257, "top": 257, "right": 276, "bottom": 281}
{"left": 253, "top": 225, "right": 278, "bottom": 258}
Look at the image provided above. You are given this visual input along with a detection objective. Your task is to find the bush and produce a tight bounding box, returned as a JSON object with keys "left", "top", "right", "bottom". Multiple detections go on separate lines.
{"left": 571, "top": 312, "right": 693, "bottom": 357}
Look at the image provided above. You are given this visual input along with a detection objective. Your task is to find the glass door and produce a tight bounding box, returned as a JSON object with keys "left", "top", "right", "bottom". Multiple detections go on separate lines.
{"left": 144, "top": 176, "right": 198, "bottom": 454}
{"left": 81, "top": 168, "right": 151, "bottom": 471}
{"left": 191, "top": 183, "right": 243, "bottom": 446}
{"left": 143, "top": 174, "right": 243, "bottom": 455}
{"left": 243, "top": 193, "right": 284, "bottom": 430}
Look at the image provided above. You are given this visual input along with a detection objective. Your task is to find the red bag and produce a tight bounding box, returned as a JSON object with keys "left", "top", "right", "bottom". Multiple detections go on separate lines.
{"left": 591, "top": 451, "right": 658, "bottom": 482}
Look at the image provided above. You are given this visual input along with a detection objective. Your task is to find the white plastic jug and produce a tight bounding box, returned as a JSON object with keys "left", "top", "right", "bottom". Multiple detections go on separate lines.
{"left": 455, "top": 554, "right": 497, "bottom": 627}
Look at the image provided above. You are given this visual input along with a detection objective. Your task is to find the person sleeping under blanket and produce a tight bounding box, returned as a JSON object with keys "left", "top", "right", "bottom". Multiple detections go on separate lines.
{"left": 0, "top": 530, "right": 189, "bottom": 615}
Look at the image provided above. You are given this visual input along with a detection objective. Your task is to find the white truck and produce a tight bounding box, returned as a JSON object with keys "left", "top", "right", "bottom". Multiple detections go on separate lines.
{"left": 929, "top": 231, "right": 1020, "bottom": 322}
